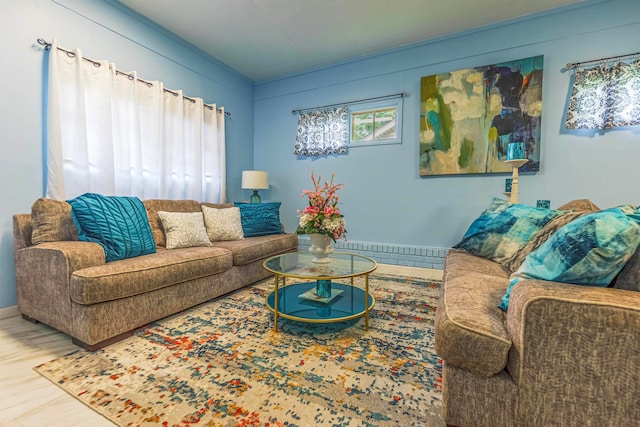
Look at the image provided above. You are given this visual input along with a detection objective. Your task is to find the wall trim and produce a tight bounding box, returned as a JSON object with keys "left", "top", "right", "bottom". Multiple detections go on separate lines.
{"left": 297, "top": 235, "right": 447, "bottom": 269}
{"left": 0, "top": 305, "right": 19, "bottom": 320}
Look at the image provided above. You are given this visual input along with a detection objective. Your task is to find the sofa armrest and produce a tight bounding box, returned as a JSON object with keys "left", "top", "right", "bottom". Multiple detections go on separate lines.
{"left": 16, "top": 241, "right": 106, "bottom": 272}
{"left": 13, "top": 214, "right": 33, "bottom": 250}
{"left": 15, "top": 241, "right": 105, "bottom": 334}
{"left": 505, "top": 279, "right": 640, "bottom": 424}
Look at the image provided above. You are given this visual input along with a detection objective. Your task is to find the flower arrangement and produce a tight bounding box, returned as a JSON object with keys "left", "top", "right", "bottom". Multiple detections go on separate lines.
{"left": 296, "top": 172, "right": 347, "bottom": 242}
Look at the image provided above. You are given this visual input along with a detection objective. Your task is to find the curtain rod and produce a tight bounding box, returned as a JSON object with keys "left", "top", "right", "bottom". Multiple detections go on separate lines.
{"left": 291, "top": 91, "right": 408, "bottom": 115}
{"left": 566, "top": 51, "right": 640, "bottom": 69}
{"left": 36, "top": 38, "right": 231, "bottom": 117}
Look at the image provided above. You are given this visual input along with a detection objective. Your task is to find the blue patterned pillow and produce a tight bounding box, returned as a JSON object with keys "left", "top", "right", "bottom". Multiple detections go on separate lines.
{"left": 454, "top": 198, "right": 562, "bottom": 265}
{"left": 499, "top": 205, "right": 640, "bottom": 310}
{"left": 235, "top": 202, "right": 284, "bottom": 237}
{"left": 68, "top": 193, "right": 156, "bottom": 262}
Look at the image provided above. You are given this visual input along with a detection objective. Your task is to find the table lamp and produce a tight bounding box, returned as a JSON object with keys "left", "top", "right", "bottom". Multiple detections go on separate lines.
{"left": 242, "top": 170, "right": 269, "bottom": 203}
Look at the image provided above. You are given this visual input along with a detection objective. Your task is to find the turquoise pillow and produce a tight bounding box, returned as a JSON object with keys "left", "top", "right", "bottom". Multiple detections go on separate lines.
{"left": 454, "top": 198, "right": 562, "bottom": 265}
{"left": 499, "top": 206, "right": 640, "bottom": 310}
{"left": 235, "top": 202, "right": 283, "bottom": 237}
{"left": 68, "top": 193, "right": 156, "bottom": 262}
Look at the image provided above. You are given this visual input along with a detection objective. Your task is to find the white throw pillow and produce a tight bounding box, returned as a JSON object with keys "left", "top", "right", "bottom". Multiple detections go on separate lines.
{"left": 157, "top": 211, "right": 212, "bottom": 249}
{"left": 201, "top": 205, "right": 244, "bottom": 241}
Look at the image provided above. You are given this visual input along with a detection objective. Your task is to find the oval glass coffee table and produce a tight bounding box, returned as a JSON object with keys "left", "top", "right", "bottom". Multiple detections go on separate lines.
{"left": 263, "top": 252, "right": 377, "bottom": 332}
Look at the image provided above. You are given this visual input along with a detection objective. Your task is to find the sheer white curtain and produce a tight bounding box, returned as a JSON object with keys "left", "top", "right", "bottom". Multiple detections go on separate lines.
{"left": 46, "top": 39, "right": 226, "bottom": 202}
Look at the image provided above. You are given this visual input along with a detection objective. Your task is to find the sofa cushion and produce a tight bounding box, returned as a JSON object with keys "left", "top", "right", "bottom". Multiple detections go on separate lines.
{"left": 143, "top": 199, "right": 202, "bottom": 248}
{"left": 210, "top": 233, "right": 298, "bottom": 266}
{"left": 613, "top": 245, "right": 640, "bottom": 291}
{"left": 201, "top": 205, "right": 244, "bottom": 241}
{"left": 556, "top": 198, "right": 600, "bottom": 212}
{"left": 454, "top": 198, "right": 562, "bottom": 266}
{"left": 443, "top": 249, "right": 511, "bottom": 282}
{"left": 70, "top": 246, "right": 233, "bottom": 305}
{"left": 31, "top": 198, "right": 78, "bottom": 244}
{"left": 500, "top": 206, "right": 640, "bottom": 310}
{"left": 68, "top": 193, "right": 156, "bottom": 262}
{"left": 435, "top": 255, "right": 512, "bottom": 376}
{"left": 157, "top": 211, "right": 212, "bottom": 249}
{"left": 235, "top": 202, "right": 284, "bottom": 237}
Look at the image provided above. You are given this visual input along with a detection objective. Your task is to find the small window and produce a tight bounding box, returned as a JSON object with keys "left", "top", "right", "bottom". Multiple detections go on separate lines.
{"left": 349, "top": 99, "right": 402, "bottom": 147}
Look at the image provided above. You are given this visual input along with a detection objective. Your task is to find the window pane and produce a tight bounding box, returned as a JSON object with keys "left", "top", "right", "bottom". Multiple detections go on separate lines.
{"left": 352, "top": 112, "right": 374, "bottom": 142}
{"left": 373, "top": 109, "right": 396, "bottom": 140}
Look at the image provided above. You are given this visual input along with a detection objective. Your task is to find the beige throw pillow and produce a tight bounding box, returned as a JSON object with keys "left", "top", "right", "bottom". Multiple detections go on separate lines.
{"left": 201, "top": 205, "right": 244, "bottom": 241}
{"left": 157, "top": 211, "right": 212, "bottom": 249}
{"left": 142, "top": 199, "right": 202, "bottom": 247}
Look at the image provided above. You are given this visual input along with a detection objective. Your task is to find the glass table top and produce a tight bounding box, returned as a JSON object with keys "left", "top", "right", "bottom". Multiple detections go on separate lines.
{"left": 263, "top": 252, "right": 377, "bottom": 279}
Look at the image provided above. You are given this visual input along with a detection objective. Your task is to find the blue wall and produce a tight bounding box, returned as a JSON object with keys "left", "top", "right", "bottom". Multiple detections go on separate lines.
{"left": 0, "top": 0, "right": 254, "bottom": 308}
{"left": 1, "top": 0, "right": 639, "bottom": 309}
{"left": 254, "top": 0, "right": 640, "bottom": 254}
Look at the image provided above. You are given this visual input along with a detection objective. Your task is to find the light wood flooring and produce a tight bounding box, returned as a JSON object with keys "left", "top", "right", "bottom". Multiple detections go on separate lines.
{"left": 0, "top": 264, "right": 443, "bottom": 426}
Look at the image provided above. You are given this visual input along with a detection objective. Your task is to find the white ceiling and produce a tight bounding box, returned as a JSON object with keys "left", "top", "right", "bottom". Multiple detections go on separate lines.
{"left": 116, "top": 0, "right": 586, "bottom": 82}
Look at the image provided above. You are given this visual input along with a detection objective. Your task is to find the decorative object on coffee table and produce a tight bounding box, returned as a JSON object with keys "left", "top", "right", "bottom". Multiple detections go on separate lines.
{"left": 308, "top": 233, "right": 334, "bottom": 263}
{"left": 296, "top": 172, "right": 347, "bottom": 263}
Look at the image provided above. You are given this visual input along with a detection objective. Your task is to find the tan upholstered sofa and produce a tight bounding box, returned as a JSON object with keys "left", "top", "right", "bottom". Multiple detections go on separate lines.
{"left": 13, "top": 198, "right": 298, "bottom": 350}
{"left": 434, "top": 201, "right": 640, "bottom": 426}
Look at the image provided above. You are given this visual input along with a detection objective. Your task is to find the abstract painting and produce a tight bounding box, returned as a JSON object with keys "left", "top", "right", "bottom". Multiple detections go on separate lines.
{"left": 419, "top": 55, "right": 543, "bottom": 176}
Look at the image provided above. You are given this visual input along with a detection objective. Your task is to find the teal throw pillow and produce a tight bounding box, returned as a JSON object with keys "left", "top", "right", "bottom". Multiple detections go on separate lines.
{"left": 68, "top": 193, "right": 156, "bottom": 262}
{"left": 454, "top": 198, "right": 562, "bottom": 265}
{"left": 235, "top": 202, "right": 284, "bottom": 237}
{"left": 499, "top": 205, "right": 640, "bottom": 310}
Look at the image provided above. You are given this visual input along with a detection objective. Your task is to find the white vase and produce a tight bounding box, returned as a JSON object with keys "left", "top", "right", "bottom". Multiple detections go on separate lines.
{"left": 308, "top": 233, "right": 334, "bottom": 263}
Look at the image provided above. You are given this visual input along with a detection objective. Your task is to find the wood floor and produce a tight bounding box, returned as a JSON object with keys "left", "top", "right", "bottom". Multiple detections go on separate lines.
{"left": 0, "top": 264, "right": 443, "bottom": 426}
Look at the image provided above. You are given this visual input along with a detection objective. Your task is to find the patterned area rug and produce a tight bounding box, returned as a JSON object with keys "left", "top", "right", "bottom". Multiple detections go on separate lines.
{"left": 35, "top": 275, "right": 444, "bottom": 426}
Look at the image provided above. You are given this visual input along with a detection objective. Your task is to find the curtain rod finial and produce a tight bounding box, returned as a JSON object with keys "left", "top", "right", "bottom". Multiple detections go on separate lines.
{"left": 37, "top": 38, "right": 51, "bottom": 50}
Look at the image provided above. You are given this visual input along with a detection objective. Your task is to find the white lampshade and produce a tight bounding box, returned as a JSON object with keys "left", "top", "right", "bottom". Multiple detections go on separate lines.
{"left": 242, "top": 170, "right": 269, "bottom": 189}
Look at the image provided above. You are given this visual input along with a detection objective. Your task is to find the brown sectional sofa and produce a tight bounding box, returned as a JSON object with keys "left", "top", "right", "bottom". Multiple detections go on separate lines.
{"left": 435, "top": 203, "right": 640, "bottom": 426}
{"left": 13, "top": 199, "right": 298, "bottom": 350}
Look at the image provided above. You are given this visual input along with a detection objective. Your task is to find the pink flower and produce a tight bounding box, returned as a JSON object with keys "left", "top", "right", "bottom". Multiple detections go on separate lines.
{"left": 296, "top": 171, "right": 347, "bottom": 242}
{"left": 323, "top": 206, "right": 338, "bottom": 217}
{"left": 304, "top": 206, "right": 320, "bottom": 215}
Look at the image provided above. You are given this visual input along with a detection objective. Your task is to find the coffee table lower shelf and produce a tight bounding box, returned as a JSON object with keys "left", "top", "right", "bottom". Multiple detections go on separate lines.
{"left": 265, "top": 282, "right": 375, "bottom": 330}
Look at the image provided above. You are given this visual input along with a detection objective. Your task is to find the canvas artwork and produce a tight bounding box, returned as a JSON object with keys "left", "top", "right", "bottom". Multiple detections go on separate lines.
{"left": 419, "top": 55, "right": 543, "bottom": 176}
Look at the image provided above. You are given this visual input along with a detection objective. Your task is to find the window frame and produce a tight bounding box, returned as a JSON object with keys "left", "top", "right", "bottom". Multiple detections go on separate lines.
{"left": 348, "top": 98, "right": 403, "bottom": 147}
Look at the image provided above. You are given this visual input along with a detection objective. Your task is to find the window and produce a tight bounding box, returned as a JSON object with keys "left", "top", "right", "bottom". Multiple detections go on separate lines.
{"left": 349, "top": 99, "right": 403, "bottom": 147}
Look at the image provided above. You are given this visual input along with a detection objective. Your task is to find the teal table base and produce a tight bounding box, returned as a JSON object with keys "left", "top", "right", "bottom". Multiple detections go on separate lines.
{"left": 316, "top": 279, "right": 332, "bottom": 298}
{"left": 265, "top": 282, "right": 375, "bottom": 327}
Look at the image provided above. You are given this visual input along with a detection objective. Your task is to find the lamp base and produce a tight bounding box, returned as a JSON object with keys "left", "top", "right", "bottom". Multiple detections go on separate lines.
{"left": 250, "top": 190, "right": 262, "bottom": 203}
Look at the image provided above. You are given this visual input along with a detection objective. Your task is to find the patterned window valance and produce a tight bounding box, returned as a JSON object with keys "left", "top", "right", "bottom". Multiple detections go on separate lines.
{"left": 294, "top": 107, "right": 348, "bottom": 157}
{"left": 565, "top": 59, "right": 640, "bottom": 130}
